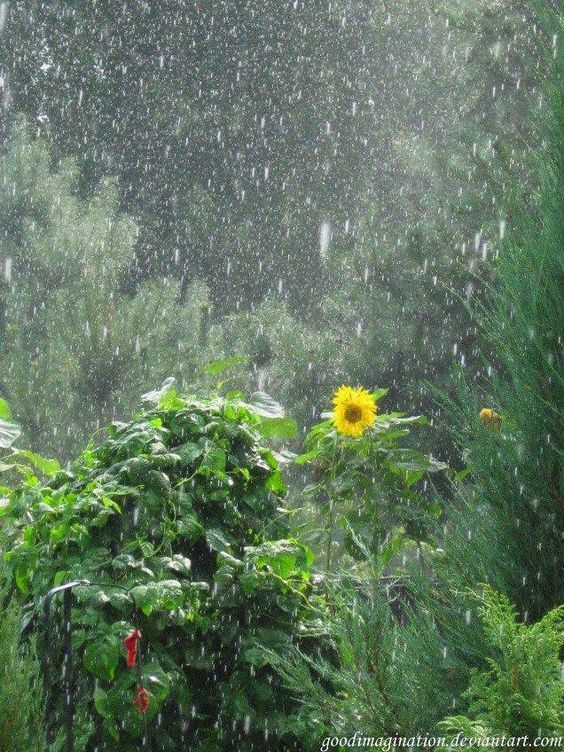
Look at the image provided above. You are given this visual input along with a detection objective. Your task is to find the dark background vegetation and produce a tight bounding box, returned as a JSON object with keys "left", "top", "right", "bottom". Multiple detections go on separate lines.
{"left": 0, "top": 0, "right": 547, "bottom": 460}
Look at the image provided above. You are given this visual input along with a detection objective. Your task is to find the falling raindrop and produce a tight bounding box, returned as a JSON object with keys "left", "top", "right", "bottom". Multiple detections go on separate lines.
{"left": 3, "top": 257, "right": 12, "bottom": 282}
{"left": 319, "top": 221, "right": 331, "bottom": 259}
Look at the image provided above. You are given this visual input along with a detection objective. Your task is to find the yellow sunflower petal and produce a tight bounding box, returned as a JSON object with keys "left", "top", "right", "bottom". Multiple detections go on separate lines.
{"left": 332, "top": 385, "right": 377, "bottom": 437}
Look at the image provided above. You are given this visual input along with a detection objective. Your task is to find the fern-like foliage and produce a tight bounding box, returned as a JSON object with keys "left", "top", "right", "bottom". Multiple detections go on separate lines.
{"left": 439, "top": 585, "right": 563, "bottom": 741}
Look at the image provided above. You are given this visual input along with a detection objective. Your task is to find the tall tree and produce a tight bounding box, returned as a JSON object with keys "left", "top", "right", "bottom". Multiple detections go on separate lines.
{"left": 0, "top": 121, "right": 208, "bottom": 456}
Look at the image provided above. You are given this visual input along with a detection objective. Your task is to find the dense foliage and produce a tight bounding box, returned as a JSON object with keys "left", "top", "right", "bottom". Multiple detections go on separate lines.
{"left": 267, "top": 581, "right": 564, "bottom": 743}
{"left": 432, "top": 6, "right": 564, "bottom": 621}
{"left": 2, "top": 387, "right": 323, "bottom": 751}
{"left": 439, "top": 586, "right": 564, "bottom": 742}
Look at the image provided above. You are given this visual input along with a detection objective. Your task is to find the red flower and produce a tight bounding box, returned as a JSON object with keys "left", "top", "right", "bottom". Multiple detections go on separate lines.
{"left": 134, "top": 686, "right": 150, "bottom": 715}
{"left": 123, "top": 629, "right": 142, "bottom": 668}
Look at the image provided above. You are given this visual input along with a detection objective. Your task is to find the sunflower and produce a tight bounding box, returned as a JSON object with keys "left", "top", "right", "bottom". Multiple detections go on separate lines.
{"left": 332, "top": 385, "right": 377, "bottom": 437}
{"left": 479, "top": 407, "right": 501, "bottom": 431}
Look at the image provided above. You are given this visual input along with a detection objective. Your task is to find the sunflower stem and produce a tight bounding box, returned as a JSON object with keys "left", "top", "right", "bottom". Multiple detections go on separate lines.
{"left": 325, "top": 498, "right": 335, "bottom": 574}
{"left": 324, "top": 433, "right": 339, "bottom": 575}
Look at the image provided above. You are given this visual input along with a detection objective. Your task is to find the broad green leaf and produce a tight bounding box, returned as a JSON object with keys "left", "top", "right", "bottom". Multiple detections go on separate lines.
{"left": 224, "top": 389, "right": 246, "bottom": 400}
{"left": 176, "top": 512, "right": 205, "bottom": 542}
{"left": 176, "top": 441, "right": 204, "bottom": 465}
{"left": 265, "top": 469, "right": 287, "bottom": 494}
{"left": 249, "top": 540, "right": 313, "bottom": 578}
{"left": 256, "top": 416, "right": 298, "bottom": 439}
{"left": 130, "top": 583, "right": 160, "bottom": 616}
{"left": 141, "top": 377, "right": 176, "bottom": 404}
{"left": 243, "top": 628, "right": 291, "bottom": 668}
{"left": 0, "top": 418, "right": 21, "bottom": 449}
{"left": 53, "top": 570, "right": 68, "bottom": 586}
{"left": 206, "top": 528, "right": 233, "bottom": 553}
{"left": 83, "top": 639, "right": 120, "bottom": 681}
{"left": 0, "top": 399, "right": 12, "bottom": 420}
{"left": 15, "top": 563, "right": 31, "bottom": 594}
{"left": 272, "top": 448, "right": 297, "bottom": 464}
{"left": 162, "top": 553, "right": 192, "bottom": 576}
{"left": 294, "top": 449, "right": 320, "bottom": 465}
{"left": 203, "top": 356, "right": 247, "bottom": 375}
{"left": 199, "top": 446, "right": 226, "bottom": 474}
{"left": 372, "top": 388, "right": 389, "bottom": 402}
{"left": 456, "top": 467, "right": 471, "bottom": 481}
{"left": 108, "top": 591, "right": 133, "bottom": 612}
{"left": 10, "top": 450, "right": 60, "bottom": 476}
{"left": 342, "top": 519, "right": 371, "bottom": 561}
{"left": 158, "top": 388, "right": 184, "bottom": 410}
{"left": 376, "top": 413, "right": 428, "bottom": 427}
{"left": 245, "top": 391, "right": 285, "bottom": 419}
{"left": 404, "top": 469, "right": 425, "bottom": 487}
{"left": 0, "top": 460, "right": 38, "bottom": 481}
{"left": 258, "top": 550, "right": 296, "bottom": 578}
{"left": 94, "top": 686, "right": 112, "bottom": 719}
{"left": 156, "top": 579, "right": 184, "bottom": 610}
{"left": 140, "top": 663, "right": 171, "bottom": 703}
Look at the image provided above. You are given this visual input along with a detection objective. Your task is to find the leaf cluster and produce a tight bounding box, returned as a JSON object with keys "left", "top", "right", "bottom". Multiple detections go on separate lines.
{"left": 1, "top": 386, "right": 323, "bottom": 752}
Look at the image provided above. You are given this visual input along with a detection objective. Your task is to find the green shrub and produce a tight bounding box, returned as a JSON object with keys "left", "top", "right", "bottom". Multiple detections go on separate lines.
{"left": 432, "top": 0, "right": 563, "bottom": 622}
{"left": 2, "top": 385, "right": 323, "bottom": 751}
{"left": 262, "top": 572, "right": 470, "bottom": 741}
{"left": 439, "top": 585, "right": 564, "bottom": 742}
{"left": 264, "top": 580, "right": 564, "bottom": 744}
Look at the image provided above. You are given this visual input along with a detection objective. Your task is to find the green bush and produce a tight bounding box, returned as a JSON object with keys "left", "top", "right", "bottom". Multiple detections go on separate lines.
{"left": 432, "top": 0, "right": 563, "bottom": 622}
{"left": 263, "top": 580, "right": 564, "bottom": 744}
{"left": 2, "top": 385, "right": 323, "bottom": 751}
{"left": 439, "top": 585, "right": 564, "bottom": 742}
{"left": 262, "top": 572, "right": 469, "bottom": 741}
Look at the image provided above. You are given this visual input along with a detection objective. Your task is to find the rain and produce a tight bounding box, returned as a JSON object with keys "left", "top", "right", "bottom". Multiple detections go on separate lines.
{"left": 0, "top": 2, "right": 562, "bottom": 752}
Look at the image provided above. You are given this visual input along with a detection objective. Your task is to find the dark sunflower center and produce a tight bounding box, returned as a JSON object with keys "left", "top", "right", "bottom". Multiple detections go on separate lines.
{"left": 344, "top": 405, "right": 363, "bottom": 423}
